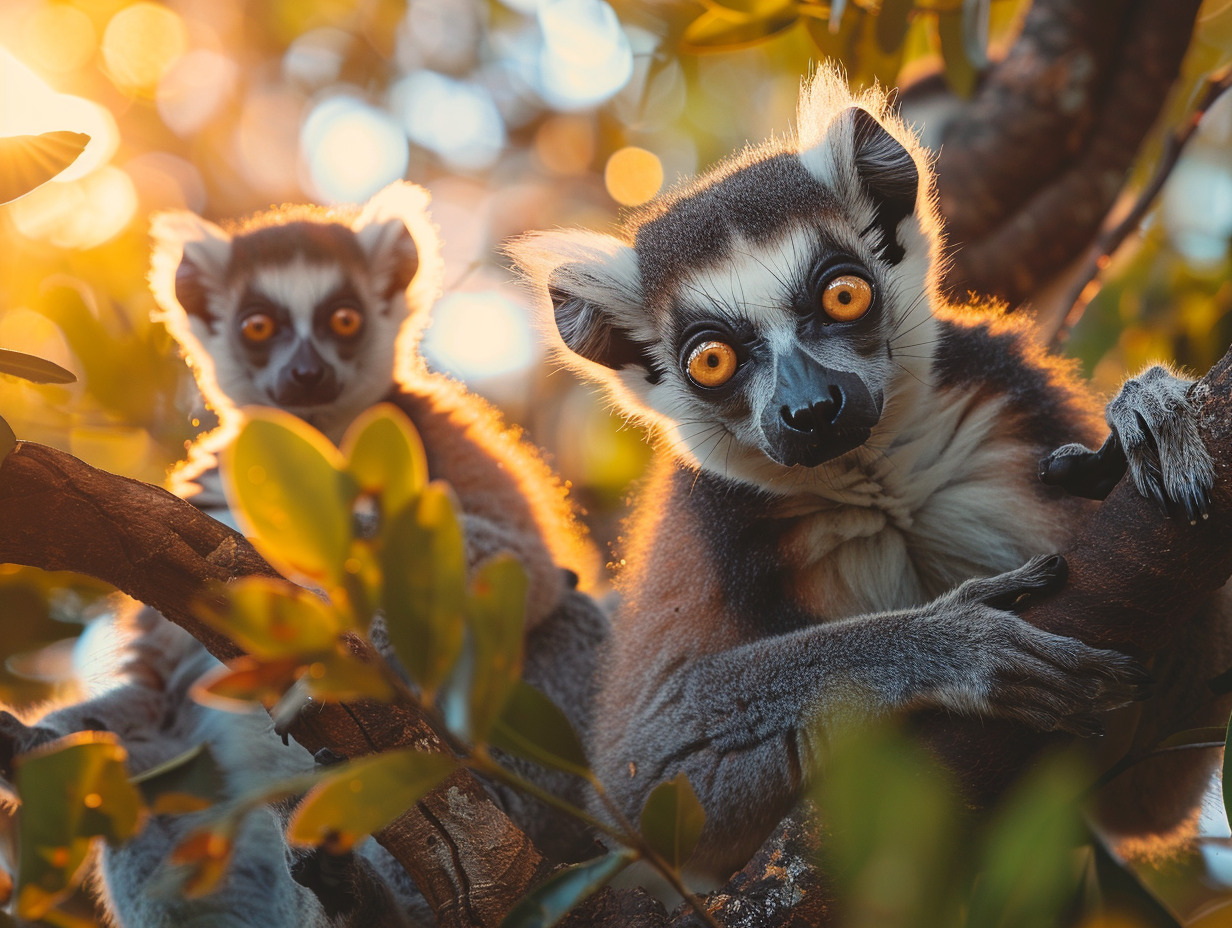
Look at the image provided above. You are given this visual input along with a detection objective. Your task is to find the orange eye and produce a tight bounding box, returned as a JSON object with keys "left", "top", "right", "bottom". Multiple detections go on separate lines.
{"left": 240, "top": 313, "right": 276, "bottom": 343}
{"left": 686, "top": 340, "right": 739, "bottom": 388}
{"left": 330, "top": 306, "right": 363, "bottom": 338}
{"left": 821, "top": 274, "right": 873, "bottom": 322}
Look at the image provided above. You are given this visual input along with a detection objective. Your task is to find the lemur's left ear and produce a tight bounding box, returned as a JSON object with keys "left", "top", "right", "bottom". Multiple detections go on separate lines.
{"left": 845, "top": 106, "right": 918, "bottom": 265}
{"left": 509, "top": 231, "right": 662, "bottom": 382}
{"left": 352, "top": 182, "right": 442, "bottom": 309}
{"left": 149, "top": 211, "right": 232, "bottom": 333}
{"left": 355, "top": 218, "right": 419, "bottom": 302}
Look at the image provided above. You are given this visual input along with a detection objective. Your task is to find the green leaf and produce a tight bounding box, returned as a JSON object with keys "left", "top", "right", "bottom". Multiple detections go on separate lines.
{"left": 679, "top": 2, "right": 799, "bottom": 53}
{"left": 0, "top": 131, "right": 90, "bottom": 205}
{"left": 1224, "top": 713, "right": 1232, "bottom": 833}
{"left": 132, "top": 744, "right": 225, "bottom": 816}
{"left": 286, "top": 749, "right": 457, "bottom": 849}
{"left": 488, "top": 680, "right": 590, "bottom": 779}
{"left": 805, "top": 7, "right": 903, "bottom": 89}
{"left": 966, "top": 755, "right": 1088, "bottom": 928}
{"left": 639, "top": 772, "right": 705, "bottom": 870}
{"left": 380, "top": 481, "right": 467, "bottom": 698}
{"left": 341, "top": 403, "right": 428, "bottom": 526}
{"left": 811, "top": 725, "right": 964, "bottom": 928}
{"left": 875, "top": 0, "right": 914, "bottom": 52}
{"left": 298, "top": 648, "right": 396, "bottom": 703}
{"left": 0, "top": 414, "right": 14, "bottom": 466}
{"left": 442, "top": 555, "right": 529, "bottom": 743}
{"left": 937, "top": 10, "right": 977, "bottom": 97}
{"left": 196, "top": 578, "right": 349, "bottom": 658}
{"left": 1157, "top": 726, "right": 1227, "bottom": 750}
{"left": 0, "top": 348, "right": 76, "bottom": 384}
{"left": 14, "top": 732, "right": 146, "bottom": 920}
{"left": 500, "top": 851, "right": 635, "bottom": 928}
{"left": 222, "top": 408, "right": 356, "bottom": 588}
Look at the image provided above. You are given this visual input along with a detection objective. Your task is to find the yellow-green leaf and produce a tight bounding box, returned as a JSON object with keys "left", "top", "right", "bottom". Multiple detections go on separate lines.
{"left": 299, "top": 647, "right": 397, "bottom": 703}
{"left": 341, "top": 403, "right": 428, "bottom": 526}
{"left": 196, "top": 578, "right": 349, "bottom": 659}
{"left": 937, "top": 10, "right": 977, "bottom": 97}
{"left": 500, "top": 851, "right": 635, "bottom": 928}
{"left": 14, "top": 732, "right": 146, "bottom": 920}
{"left": 639, "top": 772, "right": 706, "bottom": 870}
{"left": 0, "top": 348, "right": 76, "bottom": 384}
{"left": 222, "top": 408, "right": 356, "bottom": 587}
{"left": 876, "top": 0, "right": 914, "bottom": 52}
{"left": 380, "top": 481, "right": 467, "bottom": 698}
{"left": 680, "top": 4, "right": 799, "bottom": 53}
{"left": 169, "top": 822, "right": 237, "bottom": 898}
{"left": 488, "top": 681, "right": 589, "bottom": 780}
{"left": 192, "top": 656, "right": 303, "bottom": 710}
{"left": 442, "top": 555, "right": 529, "bottom": 743}
{"left": 0, "top": 131, "right": 90, "bottom": 205}
{"left": 287, "top": 750, "right": 457, "bottom": 849}
{"left": 132, "top": 744, "right": 225, "bottom": 815}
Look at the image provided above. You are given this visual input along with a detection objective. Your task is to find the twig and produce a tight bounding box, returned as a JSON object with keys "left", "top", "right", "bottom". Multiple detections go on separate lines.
{"left": 1045, "top": 64, "right": 1232, "bottom": 350}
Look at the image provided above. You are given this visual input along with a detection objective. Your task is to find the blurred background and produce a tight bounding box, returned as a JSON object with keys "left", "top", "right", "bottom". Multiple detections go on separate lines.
{"left": 1, "top": 0, "right": 1231, "bottom": 920}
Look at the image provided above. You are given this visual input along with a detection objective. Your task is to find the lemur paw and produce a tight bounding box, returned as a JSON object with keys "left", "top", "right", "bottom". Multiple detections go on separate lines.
{"left": 1041, "top": 366, "right": 1214, "bottom": 524}
{"left": 930, "top": 555, "right": 1149, "bottom": 735}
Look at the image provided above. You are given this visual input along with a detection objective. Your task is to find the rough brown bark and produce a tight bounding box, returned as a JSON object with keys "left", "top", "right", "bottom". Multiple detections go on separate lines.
{"left": 926, "top": 0, "right": 1202, "bottom": 305}
{"left": 0, "top": 443, "right": 548, "bottom": 928}
{"left": 917, "top": 342, "right": 1232, "bottom": 803}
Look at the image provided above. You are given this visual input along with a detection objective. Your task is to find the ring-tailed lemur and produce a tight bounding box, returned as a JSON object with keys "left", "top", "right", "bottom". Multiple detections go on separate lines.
{"left": 511, "top": 69, "right": 1232, "bottom": 878}
{"left": 1, "top": 182, "right": 606, "bottom": 926}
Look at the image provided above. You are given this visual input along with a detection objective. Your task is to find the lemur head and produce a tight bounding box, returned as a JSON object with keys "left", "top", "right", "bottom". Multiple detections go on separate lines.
{"left": 512, "top": 70, "right": 946, "bottom": 491}
{"left": 150, "top": 182, "right": 443, "bottom": 443}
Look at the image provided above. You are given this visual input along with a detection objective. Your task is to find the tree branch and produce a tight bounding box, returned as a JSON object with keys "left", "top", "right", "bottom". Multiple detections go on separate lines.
{"left": 0, "top": 442, "right": 548, "bottom": 928}
{"left": 916, "top": 340, "right": 1232, "bottom": 804}
{"left": 923, "top": 0, "right": 1202, "bottom": 305}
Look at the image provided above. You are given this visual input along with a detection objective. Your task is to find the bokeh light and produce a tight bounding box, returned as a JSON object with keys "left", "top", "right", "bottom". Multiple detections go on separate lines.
{"left": 157, "top": 50, "right": 239, "bottom": 137}
{"left": 10, "top": 165, "right": 139, "bottom": 249}
{"left": 534, "top": 115, "right": 596, "bottom": 175}
{"left": 393, "top": 71, "right": 506, "bottom": 172}
{"left": 101, "top": 2, "right": 189, "bottom": 95}
{"left": 18, "top": 3, "right": 96, "bottom": 75}
{"left": 422, "top": 291, "right": 537, "bottom": 380}
{"left": 302, "top": 95, "right": 410, "bottom": 203}
{"left": 233, "top": 88, "right": 306, "bottom": 199}
{"left": 536, "top": 0, "right": 633, "bottom": 109}
{"left": 0, "top": 49, "right": 119, "bottom": 181}
{"left": 604, "top": 146, "right": 663, "bottom": 206}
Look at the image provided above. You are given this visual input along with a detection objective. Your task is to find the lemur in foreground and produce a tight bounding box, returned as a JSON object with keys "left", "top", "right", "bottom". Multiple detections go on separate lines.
{"left": 1, "top": 182, "right": 605, "bottom": 926}
{"left": 511, "top": 69, "right": 1232, "bottom": 879}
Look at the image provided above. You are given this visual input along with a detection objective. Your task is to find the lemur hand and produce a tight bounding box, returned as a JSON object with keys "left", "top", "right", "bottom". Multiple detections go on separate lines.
{"left": 921, "top": 555, "right": 1150, "bottom": 737}
{"left": 1039, "top": 365, "right": 1214, "bottom": 523}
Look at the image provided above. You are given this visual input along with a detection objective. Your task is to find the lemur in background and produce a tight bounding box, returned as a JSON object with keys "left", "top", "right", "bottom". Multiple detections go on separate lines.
{"left": 1, "top": 182, "right": 606, "bottom": 926}
{"left": 511, "top": 68, "right": 1232, "bottom": 879}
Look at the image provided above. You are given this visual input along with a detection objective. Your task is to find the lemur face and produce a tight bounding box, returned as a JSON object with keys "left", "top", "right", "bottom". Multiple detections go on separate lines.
{"left": 150, "top": 184, "right": 442, "bottom": 442}
{"left": 514, "top": 81, "right": 943, "bottom": 490}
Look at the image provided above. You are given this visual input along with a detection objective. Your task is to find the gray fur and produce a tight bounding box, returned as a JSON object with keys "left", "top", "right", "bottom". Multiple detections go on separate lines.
{"left": 2, "top": 186, "right": 605, "bottom": 924}
{"left": 512, "top": 71, "right": 1232, "bottom": 879}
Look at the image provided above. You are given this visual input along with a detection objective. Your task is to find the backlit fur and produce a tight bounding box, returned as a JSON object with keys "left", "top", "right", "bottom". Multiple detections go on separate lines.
{"left": 512, "top": 67, "right": 1232, "bottom": 878}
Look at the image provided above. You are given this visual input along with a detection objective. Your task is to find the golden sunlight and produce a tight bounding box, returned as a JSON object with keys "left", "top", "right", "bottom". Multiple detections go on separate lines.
{"left": 101, "top": 2, "right": 188, "bottom": 95}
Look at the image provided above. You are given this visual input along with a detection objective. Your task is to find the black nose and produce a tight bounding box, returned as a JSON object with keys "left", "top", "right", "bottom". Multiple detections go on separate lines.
{"left": 781, "top": 384, "right": 844, "bottom": 434}
{"left": 292, "top": 362, "right": 325, "bottom": 386}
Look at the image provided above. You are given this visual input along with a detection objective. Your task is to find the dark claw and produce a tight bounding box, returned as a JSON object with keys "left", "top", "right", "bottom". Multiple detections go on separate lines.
{"left": 1039, "top": 434, "right": 1128, "bottom": 501}
{"left": 313, "top": 747, "right": 347, "bottom": 767}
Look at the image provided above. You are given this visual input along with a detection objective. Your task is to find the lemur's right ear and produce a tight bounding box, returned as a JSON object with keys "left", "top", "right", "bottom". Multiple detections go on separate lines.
{"left": 149, "top": 212, "right": 232, "bottom": 332}
{"left": 510, "top": 231, "right": 661, "bottom": 381}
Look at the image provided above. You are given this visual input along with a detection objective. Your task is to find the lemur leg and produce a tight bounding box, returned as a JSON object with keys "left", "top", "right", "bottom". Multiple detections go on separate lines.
{"left": 1041, "top": 365, "right": 1215, "bottom": 522}
{"left": 1094, "top": 583, "right": 1232, "bottom": 847}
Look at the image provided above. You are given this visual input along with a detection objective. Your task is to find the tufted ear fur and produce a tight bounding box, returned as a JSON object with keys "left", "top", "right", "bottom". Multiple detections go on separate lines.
{"left": 846, "top": 106, "right": 918, "bottom": 265}
{"left": 510, "top": 231, "right": 662, "bottom": 382}
{"left": 150, "top": 212, "right": 233, "bottom": 333}
{"left": 355, "top": 218, "right": 419, "bottom": 305}
{"left": 352, "top": 182, "right": 443, "bottom": 322}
